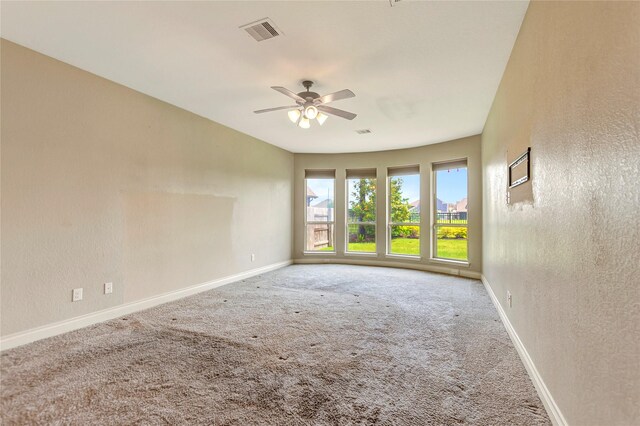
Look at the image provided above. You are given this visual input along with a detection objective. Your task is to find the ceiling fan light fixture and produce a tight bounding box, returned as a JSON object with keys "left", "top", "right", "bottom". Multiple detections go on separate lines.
{"left": 298, "top": 116, "right": 310, "bottom": 129}
{"left": 316, "top": 112, "right": 328, "bottom": 125}
{"left": 288, "top": 109, "right": 301, "bottom": 123}
{"left": 304, "top": 105, "right": 318, "bottom": 120}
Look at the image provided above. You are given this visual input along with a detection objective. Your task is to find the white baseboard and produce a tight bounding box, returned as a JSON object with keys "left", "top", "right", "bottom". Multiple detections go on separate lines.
{"left": 481, "top": 274, "right": 567, "bottom": 426}
{"left": 0, "top": 260, "right": 293, "bottom": 352}
{"left": 294, "top": 257, "right": 482, "bottom": 280}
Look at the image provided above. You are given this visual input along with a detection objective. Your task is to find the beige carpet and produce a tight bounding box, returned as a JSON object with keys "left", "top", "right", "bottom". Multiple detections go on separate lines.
{"left": 1, "top": 265, "right": 550, "bottom": 425}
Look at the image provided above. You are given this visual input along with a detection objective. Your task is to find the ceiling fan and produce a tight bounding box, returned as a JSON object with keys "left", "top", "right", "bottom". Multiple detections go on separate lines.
{"left": 254, "top": 80, "right": 356, "bottom": 128}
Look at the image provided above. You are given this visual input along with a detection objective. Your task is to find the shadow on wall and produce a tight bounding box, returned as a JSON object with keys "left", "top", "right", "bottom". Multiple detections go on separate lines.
{"left": 123, "top": 192, "right": 235, "bottom": 302}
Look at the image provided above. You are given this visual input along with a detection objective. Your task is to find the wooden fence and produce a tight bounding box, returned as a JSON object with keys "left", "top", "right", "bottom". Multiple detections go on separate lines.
{"left": 307, "top": 207, "right": 334, "bottom": 250}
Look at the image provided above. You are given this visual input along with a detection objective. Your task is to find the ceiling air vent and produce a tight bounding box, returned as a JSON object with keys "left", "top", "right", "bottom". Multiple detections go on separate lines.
{"left": 240, "top": 18, "right": 282, "bottom": 42}
{"left": 355, "top": 129, "right": 372, "bottom": 134}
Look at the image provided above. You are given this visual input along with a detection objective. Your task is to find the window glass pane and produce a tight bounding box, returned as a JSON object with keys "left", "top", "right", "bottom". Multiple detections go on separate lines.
{"left": 436, "top": 227, "right": 468, "bottom": 260}
{"left": 389, "top": 174, "right": 420, "bottom": 224}
{"left": 435, "top": 165, "right": 468, "bottom": 261}
{"left": 390, "top": 225, "right": 420, "bottom": 255}
{"left": 435, "top": 167, "right": 468, "bottom": 224}
{"left": 306, "top": 224, "right": 335, "bottom": 252}
{"left": 347, "top": 178, "right": 376, "bottom": 223}
{"left": 347, "top": 224, "right": 376, "bottom": 253}
{"left": 306, "top": 178, "right": 334, "bottom": 222}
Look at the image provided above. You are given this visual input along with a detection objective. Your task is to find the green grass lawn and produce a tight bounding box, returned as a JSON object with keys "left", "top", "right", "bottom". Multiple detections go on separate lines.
{"left": 435, "top": 238, "right": 467, "bottom": 260}
{"left": 318, "top": 238, "right": 467, "bottom": 261}
{"left": 349, "top": 237, "right": 467, "bottom": 260}
{"left": 346, "top": 241, "right": 376, "bottom": 253}
{"left": 346, "top": 238, "right": 421, "bottom": 256}
{"left": 389, "top": 237, "right": 420, "bottom": 255}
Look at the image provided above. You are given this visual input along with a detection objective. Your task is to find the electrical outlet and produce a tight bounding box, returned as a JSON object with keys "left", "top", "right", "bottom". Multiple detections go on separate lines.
{"left": 251, "top": 253, "right": 255, "bottom": 262}
{"left": 507, "top": 291, "right": 512, "bottom": 308}
{"left": 72, "top": 288, "right": 83, "bottom": 302}
{"left": 104, "top": 282, "right": 113, "bottom": 294}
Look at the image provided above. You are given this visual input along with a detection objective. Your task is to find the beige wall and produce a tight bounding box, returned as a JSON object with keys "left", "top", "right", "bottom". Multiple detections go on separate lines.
{"left": 0, "top": 40, "right": 293, "bottom": 337}
{"left": 482, "top": 2, "right": 640, "bottom": 425}
{"left": 294, "top": 135, "right": 482, "bottom": 275}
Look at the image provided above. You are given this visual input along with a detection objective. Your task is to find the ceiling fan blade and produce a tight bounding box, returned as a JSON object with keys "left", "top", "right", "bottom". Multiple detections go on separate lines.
{"left": 317, "top": 105, "right": 357, "bottom": 120}
{"left": 317, "top": 89, "right": 355, "bottom": 104}
{"left": 271, "top": 86, "right": 305, "bottom": 102}
{"left": 254, "top": 105, "right": 300, "bottom": 114}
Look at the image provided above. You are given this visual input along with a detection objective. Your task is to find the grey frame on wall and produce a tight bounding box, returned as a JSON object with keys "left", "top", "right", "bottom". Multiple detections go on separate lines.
{"left": 508, "top": 147, "right": 531, "bottom": 188}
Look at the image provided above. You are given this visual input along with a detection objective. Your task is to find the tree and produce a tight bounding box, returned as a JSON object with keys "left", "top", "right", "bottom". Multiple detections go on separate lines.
{"left": 389, "top": 177, "right": 413, "bottom": 238}
{"left": 349, "top": 178, "right": 376, "bottom": 241}
{"left": 390, "top": 177, "right": 410, "bottom": 222}
{"left": 348, "top": 177, "right": 415, "bottom": 241}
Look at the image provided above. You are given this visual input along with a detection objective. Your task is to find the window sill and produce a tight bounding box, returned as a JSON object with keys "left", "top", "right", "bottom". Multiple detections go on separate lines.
{"left": 429, "top": 257, "right": 470, "bottom": 267}
{"left": 385, "top": 254, "right": 421, "bottom": 261}
{"left": 303, "top": 251, "right": 336, "bottom": 255}
{"left": 344, "top": 252, "right": 378, "bottom": 257}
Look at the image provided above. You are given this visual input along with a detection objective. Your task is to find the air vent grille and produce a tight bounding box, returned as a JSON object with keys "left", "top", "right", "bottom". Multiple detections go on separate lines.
{"left": 240, "top": 18, "right": 282, "bottom": 42}
{"left": 355, "top": 129, "right": 372, "bottom": 134}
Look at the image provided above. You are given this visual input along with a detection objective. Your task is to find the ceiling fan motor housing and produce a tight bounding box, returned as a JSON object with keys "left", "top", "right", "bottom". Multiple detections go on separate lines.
{"left": 298, "top": 80, "right": 320, "bottom": 102}
{"left": 298, "top": 92, "right": 320, "bottom": 101}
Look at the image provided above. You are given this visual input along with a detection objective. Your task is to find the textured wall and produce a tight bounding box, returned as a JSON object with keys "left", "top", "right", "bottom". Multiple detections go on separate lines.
{"left": 294, "top": 135, "right": 482, "bottom": 274}
{"left": 482, "top": 2, "right": 640, "bottom": 425}
{"left": 1, "top": 40, "right": 293, "bottom": 337}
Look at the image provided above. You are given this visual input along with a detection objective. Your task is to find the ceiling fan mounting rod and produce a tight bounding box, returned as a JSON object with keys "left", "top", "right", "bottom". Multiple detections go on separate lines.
{"left": 302, "top": 80, "right": 314, "bottom": 91}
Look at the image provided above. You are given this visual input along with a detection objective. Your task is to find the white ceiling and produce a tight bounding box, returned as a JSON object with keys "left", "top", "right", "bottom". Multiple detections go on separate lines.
{"left": 1, "top": 1, "right": 528, "bottom": 153}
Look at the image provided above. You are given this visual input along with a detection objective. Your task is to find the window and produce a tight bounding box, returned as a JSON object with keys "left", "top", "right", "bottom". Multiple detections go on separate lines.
{"left": 433, "top": 160, "right": 468, "bottom": 261}
{"left": 346, "top": 169, "right": 377, "bottom": 253}
{"left": 305, "top": 170, "right": 335, "bottom": 252}
{"left": 388, "top": 166, "right": 420, "bottom": 256}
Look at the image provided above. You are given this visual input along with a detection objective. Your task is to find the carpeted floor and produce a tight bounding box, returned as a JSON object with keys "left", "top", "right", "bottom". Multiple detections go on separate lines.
{"left": 1, "top": 265, "right": 550, "bottom": 425}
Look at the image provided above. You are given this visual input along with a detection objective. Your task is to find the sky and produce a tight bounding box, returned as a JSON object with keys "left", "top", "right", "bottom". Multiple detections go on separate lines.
{"left": 394, "top": 174, "right": 420, "bottom": 203}
{"left": 307, "top": 167, "right": 467, "bottom": 207}
{"left": 436, "top": 168, "right": 468, "bottom": 204}
{"left": 395, "top": 170, "right": 468, "bottom": 204}
{"left": 307, "top": 179, "right": 334, "bottom": 206}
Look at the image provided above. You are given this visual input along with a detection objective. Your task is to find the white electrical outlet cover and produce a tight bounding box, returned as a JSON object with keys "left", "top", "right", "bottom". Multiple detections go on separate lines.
{"left": 104, "top": 282, "right": 113, "bottom": 294}
{"left": 72, "top": 288, "right": 83, "bottom": 302}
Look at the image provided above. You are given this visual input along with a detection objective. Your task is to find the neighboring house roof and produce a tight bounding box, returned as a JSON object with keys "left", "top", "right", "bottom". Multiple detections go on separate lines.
{"left": 408, "top": 200, "right": 420, "bottom": 213}
{"left": 307, "top": 188, "right": 318, "bottom": 199}
{"left": 455, "top": 197, "right": 468, "bottom": 212}
{"left": 313, "top": 199, "right": 332, "bottom": 208}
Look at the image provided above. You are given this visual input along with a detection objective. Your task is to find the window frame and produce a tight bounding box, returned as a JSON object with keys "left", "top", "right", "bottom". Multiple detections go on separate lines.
{"left": 432, "top": 160, "right": 469, "bottom": 263}
{"left": 345, "top": 176, "right": 377, "bottom": 255}
{"left": 304, "top": 176, "right": 336, "bottom": 254}
{"left": 387, "top": 168, "right": 421, "bottom": 258}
